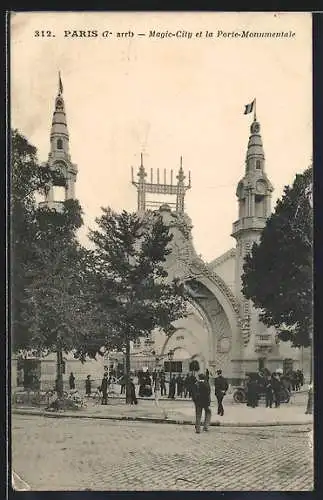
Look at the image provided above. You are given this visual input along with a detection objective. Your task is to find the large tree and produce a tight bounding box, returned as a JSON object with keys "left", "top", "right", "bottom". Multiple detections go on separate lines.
{"left": 11, "top": 130, "right": 92, "bottom": 396}
{"left": 11, "top": 129, "right": 53, "bottom": 351}
{"left": 242, "top": 167, "right": 312, "bottom": 348}
{"left": 87, "top": 208, "right": 187, "bottom": 403}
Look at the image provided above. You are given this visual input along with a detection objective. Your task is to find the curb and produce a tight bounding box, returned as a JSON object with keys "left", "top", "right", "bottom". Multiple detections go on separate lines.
{"left": 12, "top": 409, "right": 313, "bottom": 428}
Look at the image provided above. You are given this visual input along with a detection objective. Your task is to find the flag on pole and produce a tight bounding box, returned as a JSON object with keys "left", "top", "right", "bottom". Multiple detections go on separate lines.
{"left": 244, "top": 99, "right": 255, "bottom": 115}
{"left": 58, "top": 72, "right": 63, "bottom": 95}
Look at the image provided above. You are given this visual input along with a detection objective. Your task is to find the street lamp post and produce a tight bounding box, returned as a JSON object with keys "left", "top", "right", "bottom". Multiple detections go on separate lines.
{"left": 168, "top": 349, "right": 175, "bottom": 398}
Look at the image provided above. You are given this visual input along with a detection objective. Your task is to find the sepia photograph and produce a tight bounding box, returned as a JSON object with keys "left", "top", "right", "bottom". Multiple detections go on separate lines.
{"left": 10, "top": 11, "right": 313, "bottom": 491}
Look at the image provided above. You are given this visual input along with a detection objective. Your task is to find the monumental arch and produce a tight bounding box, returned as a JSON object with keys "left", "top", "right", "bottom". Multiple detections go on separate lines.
{"left": 12, "top": 76, "right": 310, "bottom": 391}
{"left": 131, "top": 156, "right": 243, "bottom": 378}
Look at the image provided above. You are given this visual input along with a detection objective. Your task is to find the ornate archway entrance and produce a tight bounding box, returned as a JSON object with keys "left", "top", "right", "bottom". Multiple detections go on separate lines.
{"left": 132, "top": 162, "right": 243, "bottom": 378}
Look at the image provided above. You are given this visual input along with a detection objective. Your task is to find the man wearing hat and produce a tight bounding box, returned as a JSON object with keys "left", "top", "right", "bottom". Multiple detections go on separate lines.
{"left": 214, "top": 369, "right": 229, "bottom": 416}
{"left": 191, "top": 373, "right": 211, "bottom": 433}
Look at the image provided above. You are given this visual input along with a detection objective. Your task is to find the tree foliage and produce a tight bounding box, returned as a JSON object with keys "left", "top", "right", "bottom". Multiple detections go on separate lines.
{"left": 11, "top": 130, "right": 90, "bottom": 357}
{"left": 12, "top": 130, "right": 187, "bottom": 395}
{"left": 242, "top": 167, "right": 312, "bottom": 347}
{"left": 77, "top": 208, "right": 188, "bottom": 359}
{"left": 11, "top": 129, "right": 51, "bottom": 352}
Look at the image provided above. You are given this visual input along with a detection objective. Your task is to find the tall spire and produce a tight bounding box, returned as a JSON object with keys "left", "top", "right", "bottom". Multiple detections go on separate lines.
{"left": 50, "top": 73, "right": 69, "bottom": 157}
{"left": 245, "top": 117, "right": 265, "bottom": 172}
{"left": 58, "top": 71, "right": 63, "bottom": 95}
{"left": 232, "top": 107, "right": 274, "bottom": 242}
{"left": 232, "top": 106, "right": 274, "bottom": 350}
{"left": 40, "top": 74, "right": 78, "bottom": 210}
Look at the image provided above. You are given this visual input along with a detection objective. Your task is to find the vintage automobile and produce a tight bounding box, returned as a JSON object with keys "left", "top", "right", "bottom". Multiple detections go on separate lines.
{"left": 233, "top": 372, "right": 291, "bottom": 404}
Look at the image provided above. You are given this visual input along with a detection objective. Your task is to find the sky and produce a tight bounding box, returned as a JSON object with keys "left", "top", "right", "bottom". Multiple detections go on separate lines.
{"left": 11, "top": 12, "right": 312, "bottom": 262}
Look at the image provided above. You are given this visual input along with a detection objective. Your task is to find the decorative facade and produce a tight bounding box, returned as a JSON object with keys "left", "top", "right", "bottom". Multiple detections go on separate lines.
{"left": 12, "top": 80, "right": 310, "bottom": 391}
{"left": 131, "top": 118, "right": 310, "bottom": 381}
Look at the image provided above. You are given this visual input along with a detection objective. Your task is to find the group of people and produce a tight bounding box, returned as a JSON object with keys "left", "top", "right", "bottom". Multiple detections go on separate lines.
{"left": 191, "top": 369, "right": 228, "bottom": 433}
{"left": 64, "top": 366, "right": 307, "bottom": 434}
{"left": 284, "top": 369, "right": 304, "bottom": 392}
{"left": 166, "top": 372, "right": 199, "bottom": 399}
{"left": 68, "top": 368, "right": 227, "bottom": 412}
{"left": 135, "top": 369, "right": 200, "bottom": 400}
{"left": 245, "top": 368, "right": 304, "bottom": 409}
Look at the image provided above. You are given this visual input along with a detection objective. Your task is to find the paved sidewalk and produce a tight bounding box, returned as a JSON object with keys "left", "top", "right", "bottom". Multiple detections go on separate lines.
{"left": 12, "top": 416, "right": 313, "bottom": 490}
{"left": 13, "top": 397, "right": 313, "bottom": 427}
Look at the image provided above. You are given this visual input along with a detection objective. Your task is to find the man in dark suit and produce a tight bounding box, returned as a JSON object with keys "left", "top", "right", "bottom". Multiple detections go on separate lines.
{"left": 214, "top": 369, "right": 228, "bottom": 416}
{"left": 101, "top": 373, "right": 108, "bottom": 405}
{"left": 191, "top": 373, "right": 211, "bottom": 433}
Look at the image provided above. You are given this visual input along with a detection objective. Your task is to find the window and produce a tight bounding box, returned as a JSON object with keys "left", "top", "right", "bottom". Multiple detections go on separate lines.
{"left": 18, "top": 359, "right": 41, "bottom": 390}
{"left": 164, "top": 361, "right": 182, "bottom": 373}
{"left": 57, "top": 138, "right": 63, "bottom": 150}
{"left": 53, "top": 185, "right": 66, "bottom": 202}
{"left": 256, "top": 159, "right": 261, "bottom": 169}
{"left": 283, "top": 358, "right": 293, "bottom": 374}
{"left": 258, "top": 335, "right": 270, "bottom": 341}
{"left": 258, "top": 358, "right": 265, "bottom": 371}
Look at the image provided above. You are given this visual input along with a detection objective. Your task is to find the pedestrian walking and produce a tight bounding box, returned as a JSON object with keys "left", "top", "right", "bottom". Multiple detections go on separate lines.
{"left": 214, "top": 369, "right": 228, "bottom": 416}
{"left": 191, "top": 373, "right": 212, "bottom": 433}
{"left": 129, "top": 377, "right": 138, "bottom": 405}
{"left": 184, "top": 373, "right": 190, "bottom": 398}
{"left": 246, "top": 375, "right": 258, "bottom": 408}
{"left": 205, "top": 368, "right": 210, "bottom": 382}
{"left": 69, "top": 372, "right": 75, "bottom": 390}
{"left": 85, "top": 375, "right": 92, "bottom": 397}
{"left": 176, "top": 374, "right": 184, "bottom": 398}
{"left": 120, "top": 374, "right": 126, "bottom": 395}
{"left": 100, "top": 373, "right": 108, "bottom": 405}
{"left": 305, "top": 382, "right": 313, "bottom": 415}
{"left": 160, "top": 371, "right": 167, "bottom": 396}
{"left": 265, "top": 374, "right": 274, "bottom": 408}
{"left": 257, "top": 370, "right": 266, "bottom": 392}
{"left": 154, "top": 371, "right": 161, "bottom": 406}
{"left": 296, "top": 369, "right": 304, "bottom": 391}
{"left": 298, "top": 370, "right": 304, "bottom": 388}
{"left": 187, "top": 373, "right": 196, "bottom": 398}
{"left": 271, "top": 372, "right": 283, "bottom": 408}
{"left": 168, "top": 375, "right": 176, "bottom": 399}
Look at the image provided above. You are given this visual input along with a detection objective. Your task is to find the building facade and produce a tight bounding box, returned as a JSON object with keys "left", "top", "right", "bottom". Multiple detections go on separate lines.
{"left": 130, "top": 117, "right": 311, "bottom": 382}
{"left": 12, "top": 79, "right": 310, "bottom": 391}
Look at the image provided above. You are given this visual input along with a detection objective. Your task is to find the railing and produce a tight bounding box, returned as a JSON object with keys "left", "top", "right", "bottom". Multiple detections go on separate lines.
{"left": 255, "top": 335, "right": 273, "bottom": 347}
{"left": 38, "top": 201, "right": 64, "bottom": 212}
{"left": 232, "top": 217, "right": 267, "bottom": 234}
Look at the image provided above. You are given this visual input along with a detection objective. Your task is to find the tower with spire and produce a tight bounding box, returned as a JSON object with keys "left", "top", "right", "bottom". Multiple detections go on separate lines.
{"left": 231, "top": 111, "right": 274, "bottom": 347}
{"left": 40, "top": 73, "right": 78, "bottom": 210}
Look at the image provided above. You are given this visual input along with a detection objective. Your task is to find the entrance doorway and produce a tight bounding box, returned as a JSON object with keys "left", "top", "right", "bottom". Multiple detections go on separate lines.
{"left": 258, "top": 358, "right": 266, "bottom": 372}
{"left": 17, "top": 359, "right": 41, "bottom": 390}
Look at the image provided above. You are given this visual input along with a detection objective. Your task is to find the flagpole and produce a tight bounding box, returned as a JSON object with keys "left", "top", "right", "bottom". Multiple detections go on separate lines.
{"left": 253, "top": 98, "right": 257, "bottom": 121}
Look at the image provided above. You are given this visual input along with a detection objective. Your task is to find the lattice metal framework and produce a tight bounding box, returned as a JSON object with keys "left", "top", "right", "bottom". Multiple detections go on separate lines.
{"left": 131, "top": 154, "right": 191, "bottom": 213}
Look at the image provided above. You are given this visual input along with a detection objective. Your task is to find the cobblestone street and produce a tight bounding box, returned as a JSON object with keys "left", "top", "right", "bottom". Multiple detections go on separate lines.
{"left": 12, "top": 415, "right": 313, "bottom": 491}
